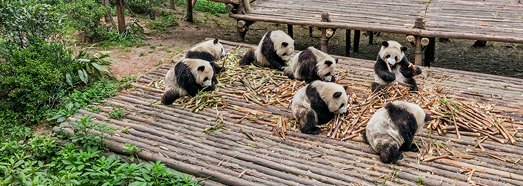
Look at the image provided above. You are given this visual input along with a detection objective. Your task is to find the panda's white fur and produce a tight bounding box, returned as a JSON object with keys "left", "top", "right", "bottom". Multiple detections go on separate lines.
{"left": 372, "top": 40, "right": 422, "bottom": 92}
{"left": 291, "top": 81, "right": 348, "bottom": 134}
{"left": 365, "top": 100, "right": 431, "bottom": 164}
{"left": 161, "top": 59, "right": 214, "bottom": 105}
{"left": 239, "top": 30, "right": 294, "bottom": 70}
{"left": 187, "top": 39, "right": 227, "bottom": 61}
{"left": 284, "top": 46, "right": 338, "bottom": 83}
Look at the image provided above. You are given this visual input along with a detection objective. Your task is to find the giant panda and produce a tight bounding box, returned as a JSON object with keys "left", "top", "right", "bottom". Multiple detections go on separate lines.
{"left": 161, "top": 59, "right": 215, "bottom": 105}
{"left": 372, "top": 41, "right": 422, "bottom": 92}
{"left": 239, "top": 30, "right": 294, "bottom": 70}
{"left": 365, "top": 101, "right": 432, "bottom": 164}
{"left": 186, "top": 39, "right": 226, "bottom": 85}
{"left": 284, "top": 46, "right": 339, "bottom": 83}
{"left": 291, "top": 80, "right": 348, "bottom": 134}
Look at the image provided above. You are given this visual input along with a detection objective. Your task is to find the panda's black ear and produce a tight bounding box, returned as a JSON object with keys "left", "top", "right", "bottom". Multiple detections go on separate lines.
{"left": 401, "top": 46, "right": 408, "bottom": 52}
{"left": 381, "top": 41, "right": 389, "bottom": 47}
{"left": 325, "top": 61, "right": 333, "bottom": 66}
{"left": 213, "top": 38, "right": 219, "bottom": 44}
{"left": 342, "top": 85, "right": 349, "bottom": 90}
{"left": 282, "top": 42, "right": 289, "bottom": 47}
{"left": 333, "top": 92, "right": 342, "bottom": 98}
{"left": 197, "top": 66, "right": 205, "bottom": 72}
{"left": 335, "top": 58, "right": 339, "bottom": 63}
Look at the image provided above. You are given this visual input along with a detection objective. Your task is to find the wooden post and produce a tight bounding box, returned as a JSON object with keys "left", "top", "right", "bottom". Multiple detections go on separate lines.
{"left": 116, "top": 0, "right": 126, "bottom": 34}
{"left": 424, "top": 37, "right": 435, "bottom": 67}
{"left": 237, "top": 20, "right": 253, "bottom": 41}
{"left": 367, "top": 31, "right": 373, "bottom": 45}
{"left": 320, "top": 13, "right": 330, "bottom": 52}
{"left": 309, "top": 27, "right": 313, "bottom": 37}
{"left": 413, "top": 17, "right": 425, "bottom": 65}
{"left": 353, "top": 30, "right": 360, "bottom": 52}
{"left": 186, "top": 0, "right": 193, "bottom": 22}
{"left": 169, "top": 0, "right": 176, "bottom": 10}
{"left": 345, "top": 30, "right": 351, "bottom": 56}
{"left": 287, "top": 24, "right": 293, "bottom": 38}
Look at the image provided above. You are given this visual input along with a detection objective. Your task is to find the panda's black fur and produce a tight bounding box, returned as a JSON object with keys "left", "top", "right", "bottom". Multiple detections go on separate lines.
{"left": 372, "top": 41, "right": 422, "bottom": 93}
{"left": 365, "top": 101, "right": 431, "bottom": 164}
{"left": 185, "top": 39, "right": 226, "bottom": 86}
{"left": 239, "top": 30, "right": 294, "bottom": 70}
{"left": 161, "top": 59, "right": 214, "bottom": 105}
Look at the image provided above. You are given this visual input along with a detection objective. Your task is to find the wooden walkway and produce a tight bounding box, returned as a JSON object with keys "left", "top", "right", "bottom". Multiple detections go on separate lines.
{"left": 229, "top": 0, "right": 523, "bottom": 43}
{"left": 60, "top": 41, "right": 523, "bottom": 186}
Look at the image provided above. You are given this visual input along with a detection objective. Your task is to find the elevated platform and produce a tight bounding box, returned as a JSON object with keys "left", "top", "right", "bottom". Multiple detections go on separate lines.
{"left": 60, "top": 41, "right": 523, "bottom": 185}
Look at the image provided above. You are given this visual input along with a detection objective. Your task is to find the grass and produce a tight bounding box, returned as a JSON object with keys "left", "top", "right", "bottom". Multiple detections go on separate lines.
{"left": 99, "top": 31, "right": 146, "bottom": 48}
{"left": 109, "top": 107, "right": 126, "bottom": 120}
{"left": 147, "top": 11, "right": 179, "bottom": 32}
{"left": 177, "top": 0, "right": 227, "bottom": 15}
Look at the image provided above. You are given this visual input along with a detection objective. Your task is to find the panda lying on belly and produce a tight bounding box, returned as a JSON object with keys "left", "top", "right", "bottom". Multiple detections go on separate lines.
{"left": 239, "top": 30, "right": 294, "bottom": 70}
{"left": 372, "top": 41, "right": 422, "bottom": 93}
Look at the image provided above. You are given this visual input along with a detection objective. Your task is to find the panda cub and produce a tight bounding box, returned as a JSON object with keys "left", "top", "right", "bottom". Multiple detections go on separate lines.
{"left": 291, "top": 81, "right": 348, "bottom": 134}
{"left": 365, "top": 101, "right": 432, "bottom": 164}
{"left": 372, "top": 41, "right": 422, "bottom": 92}
{"left": 284, "top": 46, "right": 338, "bottom": 83}
{"left": 186, "top": 39, "right": 226, "bottom": 85}
{"left": 239, "top": 30, "right": 294, "bottom": 70}
{"left": 161, "top": 59, "right": 215, "bottom": 105}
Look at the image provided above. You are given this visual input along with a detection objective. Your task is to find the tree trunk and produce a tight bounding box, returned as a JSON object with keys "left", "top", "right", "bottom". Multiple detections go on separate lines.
{"left": 103, "top": 0, "right": 115, "bottom": 28}
{"left": 169, "top": 0, "right": 176, "bottom": 10}
{"left": 117, "top": 0, "right": 126, "bottom": 34}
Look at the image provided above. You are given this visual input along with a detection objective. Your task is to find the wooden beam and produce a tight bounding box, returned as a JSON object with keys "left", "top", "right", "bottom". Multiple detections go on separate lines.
{"left": 116, "top": 0, "right": 126, "bottom": 34}
{"left": 320, "top": 13, "right": 330, "bottom": 53}
{"left": 287, "top": 24, "right": 293, "bottom": 38}
{"left": 345, "top": 30, "right": 351, "bottom": 56}
{"left": 187, "top": 0, "right": 194, "bottom": 22}
{"left": 309, "top": 27, "right": 313, "bottom": 37}
{"left": 353, "top": 30, "right": 360, "bottom": 52}
{"left": 424, "top": 37, "right": 435, "bottom": 67}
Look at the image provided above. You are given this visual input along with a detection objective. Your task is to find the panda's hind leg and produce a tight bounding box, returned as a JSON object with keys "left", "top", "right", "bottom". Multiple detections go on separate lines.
{"left": 161, "top": 89, "right": 181, "bottom": 105}
{"left": 405, "top": 78, "right": 418, "bottom": 92}
{"left": 300, "top": 111, "right": 321, "bottom": 135}
{"left": 239, "top": 50, "right": 255, "bottom": 66}
{"left": 379, "top": 142, "right": 403, "bottom": 164}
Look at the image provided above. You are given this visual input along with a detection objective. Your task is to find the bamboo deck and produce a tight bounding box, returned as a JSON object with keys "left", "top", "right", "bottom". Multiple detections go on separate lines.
{"left": 229, "top": 0, "right": 523, "bottom": 43}
{"left": 60, "top": 41, "right": 523, "bottom": 186}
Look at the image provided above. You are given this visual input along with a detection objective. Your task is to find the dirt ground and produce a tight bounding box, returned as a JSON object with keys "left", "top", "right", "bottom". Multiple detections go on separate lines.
{"left": 103, "top": 7, "right": 523, "bottom": 79}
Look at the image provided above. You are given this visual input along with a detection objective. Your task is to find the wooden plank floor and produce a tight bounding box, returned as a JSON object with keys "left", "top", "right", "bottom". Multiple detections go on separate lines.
{"left": 61, "top": 41, "right": 523, "bottom": 186}
{"left": 229, "top": 0, "right": 523, "bottom": 43}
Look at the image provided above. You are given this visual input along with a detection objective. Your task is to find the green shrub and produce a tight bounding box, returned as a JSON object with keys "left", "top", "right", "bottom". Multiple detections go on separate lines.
{"left": 63, "top": 0, "right": 108, "bottom": 42}
{"left": 0, "top": 0, "right": 64, "bottom": 47}
{"left": 109, "top": 108, "right": 126, "bottom": 120}
{"left": 0, "top": 42, "right": 79, "bottom": 123}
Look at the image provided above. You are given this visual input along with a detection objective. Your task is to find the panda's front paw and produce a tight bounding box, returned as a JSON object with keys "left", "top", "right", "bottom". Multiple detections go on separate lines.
{"left": 414, "top": 66, "right": 422, "bottom": 75}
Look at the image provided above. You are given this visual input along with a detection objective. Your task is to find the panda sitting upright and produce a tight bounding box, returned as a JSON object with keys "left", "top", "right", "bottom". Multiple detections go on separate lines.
{"left": 284, "top": 46, "right": 338, "bottom": 83}
{"left": 372, "top": 41, "right": 422, "bottom": 92}
{"left": 239, "top": 30, "right": 294, "bottom": 70}
{"left": 186, "top": 39, "right": 226, "bottom": 85}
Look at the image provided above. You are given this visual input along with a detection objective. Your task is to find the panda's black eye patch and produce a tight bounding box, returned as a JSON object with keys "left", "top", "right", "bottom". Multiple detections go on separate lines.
{"left": 282, "top": 42, "right": 289, "bottom": 47}
{"left": 325, "top": 72, "right": 331, "bottom": 77}
{"left": 395, "top": 56, "right": 398, "bottom": 61}
{"left": 385, "top": 55, "right": 391, "bottom": 58}
{"left": 339, "top": 104, "right": 344, "bottom": 109}
{"left": 203, "top": 77, "right": 209, "bottom": 81}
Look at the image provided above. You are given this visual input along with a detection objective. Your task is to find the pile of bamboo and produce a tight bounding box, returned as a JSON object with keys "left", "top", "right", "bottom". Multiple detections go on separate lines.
{"left": 150, "top": 48, "right": 519, "bottom": 145}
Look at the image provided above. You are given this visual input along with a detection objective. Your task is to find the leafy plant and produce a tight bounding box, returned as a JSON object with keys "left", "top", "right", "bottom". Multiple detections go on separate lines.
{"left": 124, "top": 143, "right": 141, "bottom": 160}
{"left": 63, "top": 0, "right": 108, "bottom": 42}
{"left": 0, "top": 0, "right": 64, "bottom": 47}
{"left": 109, "top": 108, "right": 126, "bottom": 120}
{"left": 70, "top": 50, "right": 113, "bottom": 85}
{"left": 177, "top": 0, "right": 227, "bottom": 15}
{"left": 68, "top": 116, "right": 113, "bottom": 148}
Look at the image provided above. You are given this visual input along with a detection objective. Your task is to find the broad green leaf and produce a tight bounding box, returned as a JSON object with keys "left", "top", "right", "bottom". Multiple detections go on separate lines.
{"left": 66, "top": 73, "right": 73, "bottom": 86}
